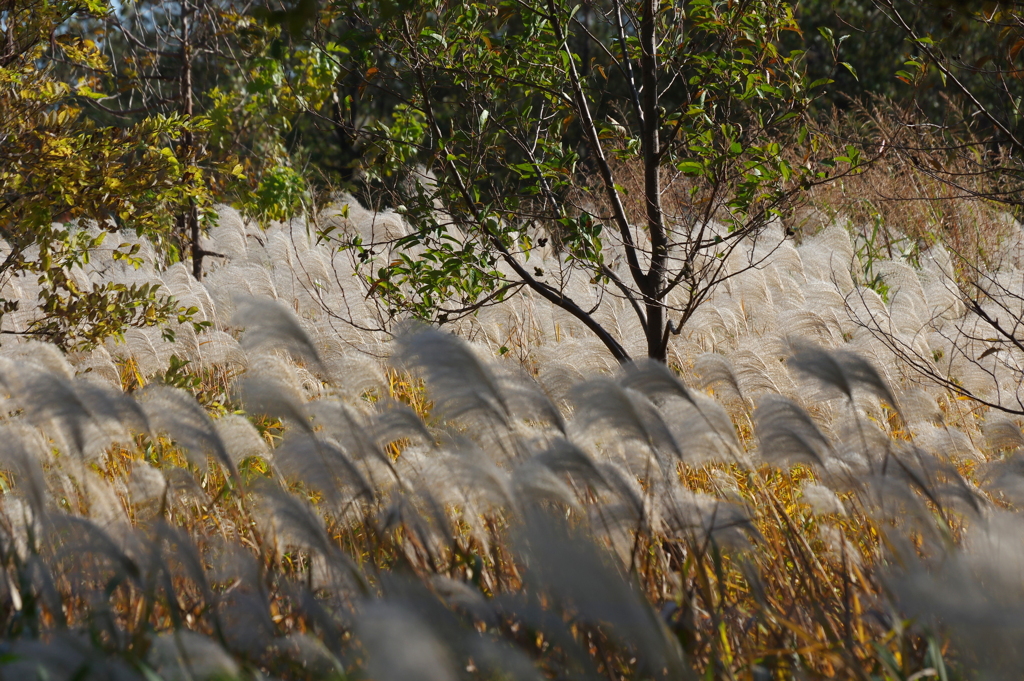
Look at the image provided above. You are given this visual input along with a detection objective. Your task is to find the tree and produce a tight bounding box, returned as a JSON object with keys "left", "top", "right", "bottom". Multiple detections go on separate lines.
{"left": 0, "top": 0, "right": 203, "bottom": 347}
{"left": 878, "top": 0, "right": 1024, "bottom": 142}
{"left": 78, "top": 0, "right": 341, "bottom": 277}
{"left": 322, "top": 0, "right": 849, "bottom": 362}
{"left": 832, "top": 0, "right": 1024, "bottom": 414}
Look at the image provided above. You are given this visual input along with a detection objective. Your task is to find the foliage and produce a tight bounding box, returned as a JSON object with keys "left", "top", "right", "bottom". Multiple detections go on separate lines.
{"left": 798, "top": 0, "right": 1024, "bottom": 133}
{"left": 200, "top": 34, "right": 346, "bottom": 220}
{"left": 0, "top": 0, "right": 204, "bottom": 348}
{"left": 66, "top": 0, "right": 345, "bottom": 275}
{"left": 322, "top": 0, "right": 849, "bottom": 361}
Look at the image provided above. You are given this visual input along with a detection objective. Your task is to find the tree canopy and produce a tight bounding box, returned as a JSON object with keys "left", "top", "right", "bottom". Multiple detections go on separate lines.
{"left": 1, "top": 0, "right": 1022, "bottom": 355}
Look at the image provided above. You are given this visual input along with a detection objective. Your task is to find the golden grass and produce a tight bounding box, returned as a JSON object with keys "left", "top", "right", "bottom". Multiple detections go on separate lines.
{"left": 39, "top": 355, "right": 971, "bottom": 680}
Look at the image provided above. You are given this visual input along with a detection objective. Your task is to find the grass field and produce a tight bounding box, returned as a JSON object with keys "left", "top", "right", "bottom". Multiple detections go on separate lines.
{"left": 0, "top": 147, "right": 1022, "bottom": 680}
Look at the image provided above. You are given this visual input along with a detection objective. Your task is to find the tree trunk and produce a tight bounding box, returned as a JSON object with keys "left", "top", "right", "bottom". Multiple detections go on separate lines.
{"left": 640, "top": 0, "right": 667, "bottom": 361}
{"left": 179, "top": 3, "right": 202, "bottom": 280}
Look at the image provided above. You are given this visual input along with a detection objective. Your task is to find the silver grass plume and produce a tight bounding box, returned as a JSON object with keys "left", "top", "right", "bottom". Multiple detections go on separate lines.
{"left": 148, "top": 630, "right": 241, "bottom": 681}
{"left": 800, "top": 481, "right": 847, "bottom": 516}
{"left": 270, "top": 633, "right": 348, "bottom": 679}
{"left": 531, "top": 436, "right": 610, "bottom": 492}
{"left": 20, "top": 552, "right": 66, "bottom": 627}
{"left": 393, "top": 325, "right": 509, "bottom": 427}
{"left": 253, "top": 481, "right": 368, "bottom": 593}
{"left": 693, "top": 353, "right": 745, "bottom": 403}
{"left": 511, "top": 458, "right": 579, "bottom": 509}
{"left": 144, "top": 522, "right": 218, "bottom": 634}
{"left": 427, "top": 434, "right": 516, "bottom": 513}
{"left": 0, "top": 369, "right": 145, "bottom": 458}
{"left": 899, "top": 387, "right": 944, "bottom": 427}
{"left": 356, "top": 602, "right": 459, "bottom": 681}
{"left": 306, "top": 399, "right": 403, "bottom": 490}
{"left": 278, "top": 581, "right": 349, "bottom": 655}
{"left": 214, "top": 413, "right": 270, "bottom": 465}
{"left": 984, "top": 416, "right": 1024, "bottom": 455}
{"left": 371, "top": 402, "right": 435, "bottom": 449}
{"left": 0, "top": 425, "right": 49, "bottom": 516}
{"left": 878, "top": 442, "right": 983, "bottom": 517}
{"left": 489, "top": 589, "right": 604, "bottom": 677}
{"left": 570, "top": 377, "right": 681, "bottom": 468}
{"left": 787, "top": 341, "right": 903, "bottom": 420}
{"left": 655, "top": 488, "right": 754, "bottom": 548}
{"left": 496, "top": 371, "right": 566, "bottom": 434}
{"left": 663, "top": 393, "right": 744, "bottom": 465}
{"left": 308, "top": 399, "right": 388, "bottom": 462}
{"left": 619, "top": 358, "right": 695, "bottom": 406}
{"left": 237, "top": 371, "right": 311, "bottom": 433}
{"left": 429, "top": 574, "right": 499, "bottom": 628}
{"left": 595, "top": 461, "right": 647, "bottom": 523}
{"left": 885, "top": 511, "right": 1024, "bottom": 677}
{"left": 219, "top": 587, "right": 277, "bottom": 659}
{"left": 138, "top": 384, "right": 237, "bottom": 479}
{"left": 377, "top": 492, "right": 453, "bottom": 567}
{"left": 982, "top": 448, "right": 1024, "bottom": 505}
{"left": 372, "top": 572, "right": 542, "bottom": 681}
{"left": 47, "top": 515, "right": 140, "bottom": 590}
{"left": 204, "top": 535, "right": 263, "bottom": 591}
{"left": 271, "top": 430, "right": 374, "bottom": 508}
{"left": 232, "top": 295, "right": 325, "bottom": 373}
{"left": 621, "top": 360, "right": 742, "bottom": 464}
{"left": 72, "top": 378, "right": 150, "bottom": 435}
{"left": 4, "top": 633, "right": 140, "bottom": 680}
{"left": 127, "top": 461, "right": 168, "bottom": 510}
{"left": 513, "top": 510, "right": 688, "bottom": 680}
{"left": 753, "top": 394, "right": 832, "bottom": 467}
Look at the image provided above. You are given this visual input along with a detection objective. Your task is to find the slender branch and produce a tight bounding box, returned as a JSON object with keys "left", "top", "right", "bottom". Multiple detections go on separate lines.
{"left": 402, "top": 18, "right": 631, "bottom": 362}
{"left": 610, "top": 0, "right": 645, "bottom": 131}
{"left": 876, "top": 0, "right": 1024, "bottom": 156}
{"left": 545, "top": 0, "right": 649, "bottom": 296}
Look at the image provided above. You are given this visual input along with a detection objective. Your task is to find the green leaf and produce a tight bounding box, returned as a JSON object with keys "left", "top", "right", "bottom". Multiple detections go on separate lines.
{"left": 676, "top": 160, "right": 704, "bottom": 175}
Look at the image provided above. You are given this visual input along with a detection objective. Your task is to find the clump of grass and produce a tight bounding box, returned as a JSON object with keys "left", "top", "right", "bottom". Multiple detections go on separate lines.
{"left": 1, "top": 136, "right": 1022, "bottom": 680}
{"left": 0, "top": 319, "right": 998, "bottom": 681}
